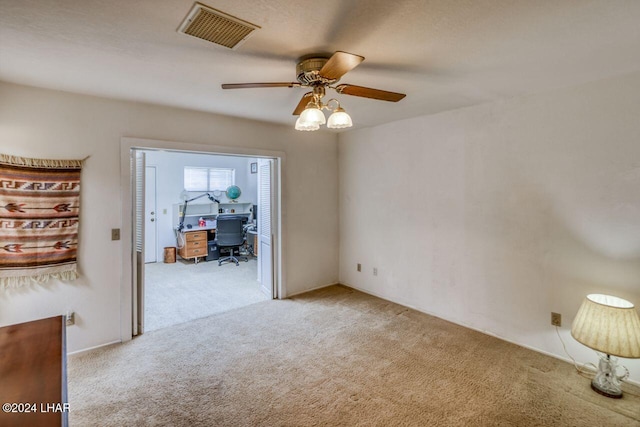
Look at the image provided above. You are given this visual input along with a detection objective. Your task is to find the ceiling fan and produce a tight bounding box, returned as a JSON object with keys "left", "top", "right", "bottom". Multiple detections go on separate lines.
{"left": 221, "top": 51, "right": 406, "bottom": 130}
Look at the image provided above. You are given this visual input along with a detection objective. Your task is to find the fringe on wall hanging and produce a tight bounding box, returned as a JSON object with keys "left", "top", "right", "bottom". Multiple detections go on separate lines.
{"left": 0, "top": 153, "right": 85, "bottom": 289}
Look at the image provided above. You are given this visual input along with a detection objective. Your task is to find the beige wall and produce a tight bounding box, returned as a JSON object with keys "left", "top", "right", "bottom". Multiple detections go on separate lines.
{"left": 338, "top": 71, "right": 640, "bottom": 382}
{"left": 3, "top": 72, "right": 640, "bottom": 382}
{"left": 0, "top": 82, "right": 339, "bottom": 352}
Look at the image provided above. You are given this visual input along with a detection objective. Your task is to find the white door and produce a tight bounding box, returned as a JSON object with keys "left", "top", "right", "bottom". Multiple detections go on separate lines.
{"left": 257, "top": 159, "right": 273, "bottom": 297}
{"left": 144, "top": 166, "right": 157, "bottom": 263}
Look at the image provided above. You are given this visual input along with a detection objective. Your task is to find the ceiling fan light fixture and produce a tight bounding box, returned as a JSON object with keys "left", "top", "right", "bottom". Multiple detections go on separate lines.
{"left": 299, "top": 105, "right": 326, "bottom": 125}
{"left": 295, "top": 117, "right": 320, "bottom": 131}
{"left": 221, "top": 50, "right": 406, "bottom": 131}
{"left": 327, "top": 107, "right": 353, "bottom": 129}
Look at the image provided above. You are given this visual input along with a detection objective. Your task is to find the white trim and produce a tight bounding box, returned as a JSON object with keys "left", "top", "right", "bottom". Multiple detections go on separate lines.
{"left": 67, "top": 340, "right": 121, "bottom": 356}
{"left": 286, "top": 282, "right": 339, "bottom": 298}
{"left": 120, "top": 137, "right": 286, "bottom": 343}
{"left": 339, "top": 282, "right": 640, "bottom": 388}
{"left": 271, "top": 157, "right": 285, "bottom": 300}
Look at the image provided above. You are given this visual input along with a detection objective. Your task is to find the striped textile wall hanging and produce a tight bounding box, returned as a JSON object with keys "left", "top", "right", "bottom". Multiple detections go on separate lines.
{"left": 0, "top": 154, "right": 83, "bottom": 288}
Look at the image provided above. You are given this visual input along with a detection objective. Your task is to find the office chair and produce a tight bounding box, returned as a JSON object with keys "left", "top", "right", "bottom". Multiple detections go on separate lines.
{"left": 215, "top": 216, "right": 248, "bottom": 266}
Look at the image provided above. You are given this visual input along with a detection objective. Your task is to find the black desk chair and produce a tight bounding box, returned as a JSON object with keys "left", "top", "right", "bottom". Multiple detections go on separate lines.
{"left": 216, "top": 216, "right": 248, "bottom": 266}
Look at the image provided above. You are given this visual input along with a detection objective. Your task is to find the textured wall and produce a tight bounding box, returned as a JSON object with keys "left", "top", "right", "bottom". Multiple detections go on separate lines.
{"left": 338, "top": 71, "right": 640, "bottom": 382}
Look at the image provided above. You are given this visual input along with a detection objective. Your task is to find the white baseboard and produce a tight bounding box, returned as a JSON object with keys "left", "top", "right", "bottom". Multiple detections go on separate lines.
{"left": 286, "top": 281, "right": 339, "bottom": 298}
{"left": 67, "top": 340, "right": 121, "bottom": 356}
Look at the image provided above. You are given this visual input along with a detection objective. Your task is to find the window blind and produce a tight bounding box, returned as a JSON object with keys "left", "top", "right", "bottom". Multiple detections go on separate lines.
{"left": 184, "top": 167, "right": 234, "bottom": 191}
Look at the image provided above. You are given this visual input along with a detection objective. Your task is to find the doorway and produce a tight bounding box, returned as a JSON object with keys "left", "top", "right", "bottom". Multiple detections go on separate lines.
{"left": 138, "top": 150, "right": 274, "bottom": 333}
{"left": 122, "top": 137, "right": 284, "bottom": 340}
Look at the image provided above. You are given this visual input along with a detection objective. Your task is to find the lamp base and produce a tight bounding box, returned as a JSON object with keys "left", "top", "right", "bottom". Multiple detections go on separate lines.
{"left": 591, "top": 382, "right": 622, "bottom": 399}
{"left": 590, "top": 354, "right": 626, "bottom": 399}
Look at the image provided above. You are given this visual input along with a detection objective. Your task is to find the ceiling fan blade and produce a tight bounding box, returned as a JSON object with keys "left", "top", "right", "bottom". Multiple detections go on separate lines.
{"left": 221, "top": 82, "right": 300, "bottom": 89}
{"left": 319, "top": 51, "right": 364, "bottom": 80}
{"left": 292, "top": 92, "right": 314, "bottom": 115}
{"left": 335, "top": 84, "right": 406, "bottom": 102}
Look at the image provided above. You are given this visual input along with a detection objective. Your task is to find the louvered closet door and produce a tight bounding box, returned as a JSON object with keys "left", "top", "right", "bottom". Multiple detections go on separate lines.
{"left": 257, "top": 159, "right": 273, "bottom": 298}
{"left": 132, "top": 150, "right": 145, "bottom": 335}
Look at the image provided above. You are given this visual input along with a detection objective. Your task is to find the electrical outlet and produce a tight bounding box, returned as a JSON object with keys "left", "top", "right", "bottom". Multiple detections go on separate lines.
{"left": 373, "top": 267, "right": 378, "bottom": 276}
{"left": 66, "top": 311, "right": 75, "bottom": 326}
{"left": 357, "top": 263, "right": 361, "bottom": 272}
{"left": 111, "top": 228, "right": 120, "bottom": 241}
{"left": 551, "top": 312, "right": 561, "bottom": 327}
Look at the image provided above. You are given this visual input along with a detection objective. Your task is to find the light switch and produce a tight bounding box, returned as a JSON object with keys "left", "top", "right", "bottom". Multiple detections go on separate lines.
{"left": 111, "top": 228, "right": 120, "bottom": 241}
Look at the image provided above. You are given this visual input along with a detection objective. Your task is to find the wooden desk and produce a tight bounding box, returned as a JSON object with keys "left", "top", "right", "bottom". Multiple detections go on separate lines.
{"left": 0, "top": 316, "right": 68, "bottom": 427}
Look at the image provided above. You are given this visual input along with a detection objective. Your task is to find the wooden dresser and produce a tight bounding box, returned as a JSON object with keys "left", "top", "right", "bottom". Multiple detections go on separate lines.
{"left": 0, "top": 316, "right": 68, "bottom": 427}
{"left": 177, "top": 229, "right": 208, "bottom": 262}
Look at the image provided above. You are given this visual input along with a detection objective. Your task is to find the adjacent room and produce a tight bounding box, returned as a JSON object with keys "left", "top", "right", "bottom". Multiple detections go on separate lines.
{"left": 139, "top": 149, "right": 270, "bottom": 333}
{"left": 1, "top": 1, "right": 640, "bottom": 426}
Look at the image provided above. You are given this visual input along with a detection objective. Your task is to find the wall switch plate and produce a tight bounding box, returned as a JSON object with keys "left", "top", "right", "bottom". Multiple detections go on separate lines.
{"left": 551, "top": 312, "right": 561, "bottom": 327}
{"left": 111, "top": 228, "right": 120, "bottom": 241}
{"left": 66, "top": 311, "right": 75, "bottom": 326}
{"left": 357, "top": 263, "right": 361, "bottom": 272}
{"left": 373, "top": 267, "right": 378, "bottom": 276}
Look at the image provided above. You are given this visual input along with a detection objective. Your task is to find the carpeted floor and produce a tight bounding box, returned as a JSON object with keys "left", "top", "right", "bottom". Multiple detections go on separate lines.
{"left": 68, "top": 285, "right": 640, "bottom": 426}
{"left": 144, "top": 257, "right": 267, "bottom": 332}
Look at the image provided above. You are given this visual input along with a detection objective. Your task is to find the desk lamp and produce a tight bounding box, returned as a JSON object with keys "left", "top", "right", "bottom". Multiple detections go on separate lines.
{"left": 177, "top": 192, "right": 220, "bottom": 232}
{"left": 571, "top": 294, "right": 640, "bottom": 398}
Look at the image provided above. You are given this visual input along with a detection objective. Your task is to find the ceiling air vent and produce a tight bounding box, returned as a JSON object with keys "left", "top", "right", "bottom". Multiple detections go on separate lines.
{"left": 178, "top": 2, "right": 260, "bottom": 50}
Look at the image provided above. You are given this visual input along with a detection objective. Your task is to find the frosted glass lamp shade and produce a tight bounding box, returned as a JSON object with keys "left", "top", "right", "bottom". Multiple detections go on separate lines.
{"left": 327, "top": 110, "right": 353, "bottom": 129}
{"left": 294, "top": 117, "right": 319, "bottom": 131}
{"left": 571, "top": 294, "right": 640, "bottom": 358}
{"left": 299, "top": 106, "right": 326, "bottom": 125}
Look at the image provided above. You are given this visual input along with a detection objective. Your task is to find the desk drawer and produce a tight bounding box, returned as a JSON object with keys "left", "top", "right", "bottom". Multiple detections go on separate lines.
{"left": 187, "top": 240, "right": 206, "bottom": 249}
{"left": 183, "top": 247, "right": 207, "bottom": 258}
{"left": 185, "top": 232, "right": 206, "bottom": 242}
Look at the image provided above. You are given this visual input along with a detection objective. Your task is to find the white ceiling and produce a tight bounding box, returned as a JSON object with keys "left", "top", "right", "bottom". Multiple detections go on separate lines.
{"left": 2, "top": 0, "right": 640, "bottom": 130}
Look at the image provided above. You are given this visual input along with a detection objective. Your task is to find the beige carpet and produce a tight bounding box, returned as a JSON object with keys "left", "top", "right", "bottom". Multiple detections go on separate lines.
{"left": 144, "top": 257, "right": 267, "bottom": 332}
{"left": 68, "top": 285, "right": 640, "bottom": 426}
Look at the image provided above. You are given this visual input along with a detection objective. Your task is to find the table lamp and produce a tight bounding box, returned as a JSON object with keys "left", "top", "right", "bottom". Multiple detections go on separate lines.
{"left": 571, "top": 294, "right": 640, "bottom": 398}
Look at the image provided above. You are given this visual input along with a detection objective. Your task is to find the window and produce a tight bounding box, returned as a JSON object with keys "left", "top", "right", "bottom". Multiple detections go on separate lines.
{"left": 208, "top": 168, "right": 235, "bottom": 191}
{"left": 184, "top": 167, "right": 234, "bottom": 191}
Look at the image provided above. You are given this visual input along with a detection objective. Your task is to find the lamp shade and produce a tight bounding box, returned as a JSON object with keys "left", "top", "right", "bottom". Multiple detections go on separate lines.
{"left": 294, "top": 117, "right": 319, "bottom": 131}
{"left": 571, "top": 294, "right": 640, "bottom": 358}
{"left": 327, "top": 110, "right": 353, "bottom": 129}
{"left": 299, "top": 106, "right": 326, "bottom": 125}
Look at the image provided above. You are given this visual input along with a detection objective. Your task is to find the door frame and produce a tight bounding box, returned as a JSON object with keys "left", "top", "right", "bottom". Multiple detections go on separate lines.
{"left": 120, "top": 137, "right": 286, "bottom": 343}
{"left": 257, "top": 158, "right": 274, "bottom": 297}
{"left": 144, "top": 165, "right": 158, "bottom": 263}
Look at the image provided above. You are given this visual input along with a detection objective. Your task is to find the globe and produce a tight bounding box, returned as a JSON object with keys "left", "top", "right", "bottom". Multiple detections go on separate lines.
{"left": 226, "top": 185, "right": 241, "bottom": 201}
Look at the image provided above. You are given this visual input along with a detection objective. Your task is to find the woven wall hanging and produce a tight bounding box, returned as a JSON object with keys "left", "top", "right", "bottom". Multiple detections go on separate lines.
{"left": 0, "top": 154, "right": 83, "bottom": 288}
